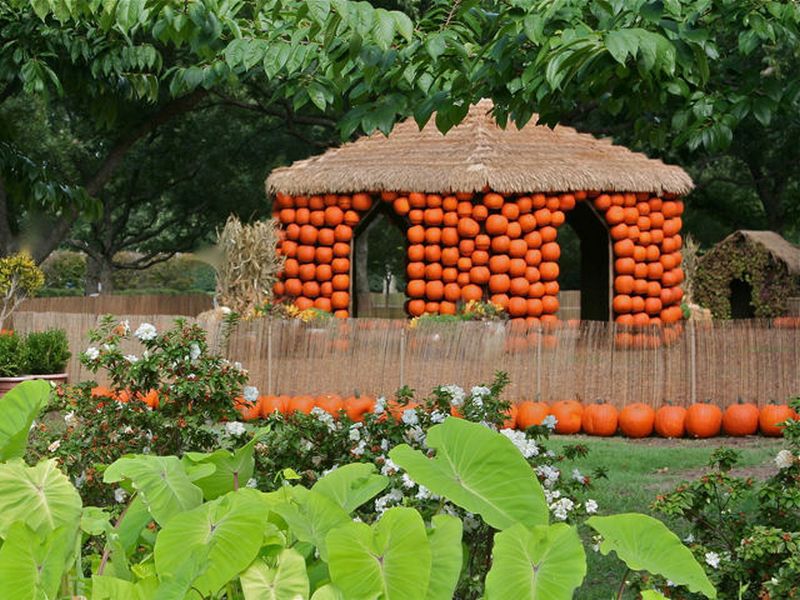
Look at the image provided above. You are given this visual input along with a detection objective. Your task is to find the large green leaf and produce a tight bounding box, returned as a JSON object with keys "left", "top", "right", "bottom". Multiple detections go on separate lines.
{"left": 425, "top": 515, "right": 462, "bottom": 600}
{"left": 0, "top": 458, "right": 82, "bottom": 537}
{"left": 271, "top": 486, "right": 350, "bottom": 561}
{"left": 484, "top": 523, "right": 586, "bottom": 600}
{"left": 389, "top": 418, "right": 548, "bottom": 529}
{"left": 183, "top": 428, "right": 269, "bottom": 500}
{"left": 311, "top": 584, "right": 344, "bottom": 600}
{"left": 154, "top": 489, "right": 265, "bottom": 597}
{"left": 153, "top": 548, "right": 209, "bottom": 600}
{"left": 0, "top": 379, "right": 49, "bottom": 461}
{"left": 326, "top": 507, "right": 431, "bottom": 600}
{"left": 91, "top": 574, "right": 158, "bottom": 600}
{"left": 104, "top": 455, "right": 203, "bottom": 526}
{"left": 587, "top": 514, "right": 716, "bottom": 599}
{"left": 0, "top": 522, "right": 75, "bottom": 600}
{"left": 641, "top": 591, "right": 669, "bottom": 600}
{"left": 311, "top": 463, "right": 389, "bottom": 513}
{"left": 116, "top": 495, "right": 153, "bottom": 554}
{"left": 240, "top": 548, "right": 309, "bottom": 600}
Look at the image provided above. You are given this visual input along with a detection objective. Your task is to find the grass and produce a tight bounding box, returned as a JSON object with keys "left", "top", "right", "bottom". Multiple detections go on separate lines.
{"left": 546, "top": 435, "right": 783, "bottom": 599}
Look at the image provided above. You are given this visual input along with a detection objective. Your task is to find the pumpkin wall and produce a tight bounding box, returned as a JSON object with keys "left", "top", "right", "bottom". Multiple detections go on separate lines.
{"left": 272, "top": 190, "right": 685, "bottom": 326}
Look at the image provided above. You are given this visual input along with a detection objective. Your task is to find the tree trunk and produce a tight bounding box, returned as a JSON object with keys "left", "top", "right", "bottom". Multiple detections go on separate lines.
{"left": 0, "top": 174, "right": 15, "bottom": 257}
{"left": 84, "top": 254, "right": 115, "bottom": 295}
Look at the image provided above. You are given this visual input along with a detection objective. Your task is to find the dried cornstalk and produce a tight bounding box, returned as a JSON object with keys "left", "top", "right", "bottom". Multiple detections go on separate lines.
{"left": 214, "top": 216, "right": 284, "bottom": 316}
{"left": 681, "top": 234, "right": 700, "bottom": 303}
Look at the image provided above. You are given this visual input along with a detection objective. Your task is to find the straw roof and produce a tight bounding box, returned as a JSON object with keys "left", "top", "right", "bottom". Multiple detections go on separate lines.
{"left": 267, "top": 99, "right": 693, "bottom": 196}
{"left": 719, "top": 230, "right": 800, "bottom": 275}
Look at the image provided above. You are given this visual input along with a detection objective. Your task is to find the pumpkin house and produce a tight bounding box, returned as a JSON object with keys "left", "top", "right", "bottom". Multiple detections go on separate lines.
{"left": 267, "top": 100, "right": 692, "bottom": 324}
{"left": 695, "top": 230, "right": 800, "bottom": 319}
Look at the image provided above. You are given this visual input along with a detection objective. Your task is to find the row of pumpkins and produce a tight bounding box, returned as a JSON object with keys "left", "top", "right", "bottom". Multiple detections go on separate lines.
{"left": 234, "top": 392, "right": 797, "bottom": 438}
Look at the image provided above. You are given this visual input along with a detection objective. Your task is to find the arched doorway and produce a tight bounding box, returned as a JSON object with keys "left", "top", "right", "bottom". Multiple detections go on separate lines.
{"left": 561, "top": 201, "right": 612, "bottom": 320}
{"left": 352, "top": 204, "right": 407, "bottom": 317}
{"left": 730, "top": 278, "right": 755, "bottom": 319}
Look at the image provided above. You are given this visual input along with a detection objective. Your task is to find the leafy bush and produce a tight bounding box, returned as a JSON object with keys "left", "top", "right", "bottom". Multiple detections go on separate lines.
{"left": 40, "top": 250, "right": 85, "bottom": 289}
{"left": 0, "top": 330, "right": 25, "bottom": 377}
{"left": 8, "top": 379, "right": 716, "bottom": 599}
{"left": 652, "top": 397, "right": 800, "bottom": 598}
{"left": 23, "top": 329, "right": 70, "bottom": 374}
{"left": 0, "top": 251, "right": 44, "bottom": 329}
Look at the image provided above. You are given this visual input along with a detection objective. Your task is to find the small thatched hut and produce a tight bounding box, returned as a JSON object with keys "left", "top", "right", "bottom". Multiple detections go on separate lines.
{"left": 267, "top": 100, "right": 692, "bottom": 324}
{"left": 695, "top": 230, "right": 800, "bottom": 319}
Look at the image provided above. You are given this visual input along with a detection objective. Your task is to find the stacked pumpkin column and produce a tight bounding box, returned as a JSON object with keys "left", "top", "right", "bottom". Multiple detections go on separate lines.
{"left": 396, "top": 191, "right": 577, "bottom": 321}
{"left": 273, "top": 192, "right": 376, "bottom": 317}
{"left": 590, "top": 192, "right": 685, "bottom": 346}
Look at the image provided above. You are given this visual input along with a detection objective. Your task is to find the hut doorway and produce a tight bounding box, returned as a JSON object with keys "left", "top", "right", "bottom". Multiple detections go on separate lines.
{"left": 730, "top": 278, "right": 755, "bottom": 319}
{"left": 352, "top": 205, "right": 407, "bottom": 318}
{"left": 561, "top": 202, "right": 612, "bottom": 321}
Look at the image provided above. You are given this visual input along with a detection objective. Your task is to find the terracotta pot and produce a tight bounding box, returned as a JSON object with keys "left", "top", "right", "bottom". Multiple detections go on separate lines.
{"left": 0, "top": 373, "right": 68, "bottom": 398}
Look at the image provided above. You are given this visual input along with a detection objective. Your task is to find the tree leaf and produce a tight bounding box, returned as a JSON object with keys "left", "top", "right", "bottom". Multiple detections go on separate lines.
{"left": 389, "top": 418, "right": 549, "bottom": 529}
{"left": 752, "top": 96, "right": 773, "bottom": 126}
{"left": 393, "top": 11, "right": 413, "bottom": 41}
{"left": 0, "top": 379, "right": 49, "bottom": 461}
{"left": 240, "top": 549, "right": 310, "bottom": 600}
{"left": 326, "top": 507, "right": 431, "bottom": 599}
{"left": 0, "top": 459, "right": 82, "bottom": 537}
{"left": 307, "top": 0, "right": 331, "bottom": 25}
{"left": 154, "top": 489, "right": 266, "bottom": 597}
{"left": 425, "top": 33, "right": 447, "bottom": 60}
{"left": 605, "top": 29, "right": 639, "bottom": 64}
{"left": 425, "top": 515, "right": 462, "bottom": 600}
{"left": 104, "top": 455, "right": 203, "bottom": 526}
{"left": 484, "top": 523, "right": 586, "bottom": 600}
{"left": 0, "top": 523, "right": 75, "bottom": 600}
{"left": 587, "top": 514, "right": 716, "bottom": 598}
{"left": 115, "top": 0, "right": 146, "bottom": 32}
{"left": 373, "top": 8, "right": 395, "bottom": 50}
{"left": 311, "top": 463, "right": 389, "bottom": 513}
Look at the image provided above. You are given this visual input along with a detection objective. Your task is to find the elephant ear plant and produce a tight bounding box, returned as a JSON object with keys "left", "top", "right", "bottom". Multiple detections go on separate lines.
{"left": 0, "top": 381, "right": 717, "bottom": 599}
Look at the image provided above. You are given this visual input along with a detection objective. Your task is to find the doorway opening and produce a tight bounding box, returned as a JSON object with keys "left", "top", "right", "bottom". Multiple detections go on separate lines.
{"left": 560, "top": 201, "right": 612, "bottom": 321}
{"left": 729, "top": 278, "right": 755, "bottom": 319}
{"left": 352, "top": 205, "right": 407, "bottom": 318}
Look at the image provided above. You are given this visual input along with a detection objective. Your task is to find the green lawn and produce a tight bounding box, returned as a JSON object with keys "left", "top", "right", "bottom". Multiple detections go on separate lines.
{"left": 547, "top": 436, "right": 783, "bottom": 599}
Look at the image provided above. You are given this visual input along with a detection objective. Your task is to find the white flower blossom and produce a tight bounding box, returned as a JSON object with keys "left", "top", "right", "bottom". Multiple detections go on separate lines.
{"left": 542, "top": 415, "right": 558, "bottom": 430}
{"left": 134, "top": 323, "right": 157, "bottom": 341}
{"left": 430, "top": 410, "right": 446, "bottom": 423}
{"left": 375, "top": 488, "right": 403, "bottom": 514}
{"left": 471, "top": 396, "right": 484, "bottom": 409}
{"left": 114, "top": 488, "right": 128, "bottom": 504}
{"left": 84, "top": 347, "right": 100, "bottom": 361}
{"left": 380, "top": 457, "right": 400, "bottom": 476}
{"left": 470, "top": 385, "right": 491, "bottom": 400}
{"left": 189, "top": 343, "right": 201, "bottom": 361}
{"left": 536, "top": 465, "right": 560, "bottom": 487}
{"left": 405, "top": 426, "right": 426, "bottom": 445}
{"left": 440, "top": 385, "right": 465, "bottom": 407}
{"left": 585, "top": 499, "right": 598, "bottom": 514}
{"left": 47, "top": 440, "right": 61, "bottom": 453}
{"left": 550, "top": 497, "right": 574, "bottom": 521}
{"left": 501, "top": 428, "right": 540, "bottom": 458}
{"left": 233, "top": 361, "right": 243, "bottom": 371}
{"left": 373, "top": 396, "right": 387, "bottom": 415}
{"left": 775, "top": 449, "right": 795, "bottom": 470}
{"left": 123, "top": 354, "right": 138, "bottom": 363}
{"left": 123, "top": 425, "right": 133, "bottom": 435}
{"left": 246, "top": 478, "right": 258, "bottom": 488}
{"left": 401, "top": 409, "right": 419, "bottom": 426}
{"left": 380, "top": 438, "right": 390, "bottom": 451}
{"left": 301, "top": 439, "right": 314, "bottom": 452}
{"left": 243, "top": 386, "right": 259, "bottom": 403}
{"left": 416, "top": 485, "right": 436, "bottom": 501}
{"left": 187, "top": 373, "right": 196, "bottom": 381}
{"left": 572, "top": 468, "right": 587, "bottom": 484}
{"left": 543, "top": 488, "right": 561, "bottom": 503}
{"left": 348, "top": 425, "right": 362, "bottom": 442}
{"left": 102, "top": 343, "right": 115, "bottom": 352}
{"left": 220, "top": 306, "right": 232, "bottom": 314}
{"left": 704, "top": 552, "right": 721, "bottom": 569}
{"left": 310, "top": 407, "right": 336, "bottom": 431}
{"left": 74, "top": 471, "right": 86, "bottom": 489}
{"left": 225, "top": 421, "right": 246, "bottom": 437}
{"left": 684, "top": 533, "right": 695, "bottom": 544}
{"left": 463, "top": 512, "right": 481, "bottom": 533}
{"left": 351, "top": 439, "right": 367, "bottom": 457}
{"left": 401, "top": 473, "right": 416, "bottom": 489}
{"left": 63, "top": 411, "right": 76, "bottom": 426}
{"left": 322, "top": 465, "right": 339, "bottom": 477}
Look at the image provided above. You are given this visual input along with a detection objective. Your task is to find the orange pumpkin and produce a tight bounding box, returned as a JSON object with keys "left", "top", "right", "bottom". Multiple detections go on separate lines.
{"left": 619, "top": 403, "right": 655, "bottom": 438}
{"left": 344, "top": 394, "right": 375, "bottom": 422}
{"left": 234, "top": 396, "right": 261, "bottom": 421}
{"left": 582, "top": 400, "right": 618, "bottom": 436}
{"left": 722, "top": 399, "right": 760, "bottom": 437}
{"left": 259, "top": 395, "right": 289, "bottom": 416}
{"left": 549, "top": 400, "right": 583, "bottom": 434}
{"left": 288, "top": 395, "right": 316, "bottom": 414}
{"left": 654, "top": 405, "right": 686, "bottom": 438}
{"left": 502, "top": 404, "right": 518, "bottom": 429}
{"left": 316, "top": 393, "right": 344, "bottom": 417}
{"left": 759, "top": 403, "right": 798, "bottom": 437}
{"left": 516, "top": 401, "right": 550, "bottom": 429}
{"left": 685, "top": 402, "right": 723, "bottom": 438}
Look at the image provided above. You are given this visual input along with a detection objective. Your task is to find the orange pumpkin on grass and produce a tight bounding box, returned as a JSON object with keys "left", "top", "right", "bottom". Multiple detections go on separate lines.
{"left": 619, "top": 403, "right": 655, "bottom": 438}
{"left": 685, "top": 401, "right": 722, "bottom": 438}
{"left": 582, "top": 400, "right": 618, "bottom": 436}
{"left": 654, "top": 404, "right": 686, "bottom": 438}
{"left": 722, "top": 399, "right": 760, "bottom": 437}
{"left": 759, "top": 403, "right": 798, "bottom": 437}
{"left": 516, "top": 401, "right": 550, "bottom": 429}
{"left": 549, "top": 399, "right": 583, "bottom": 434}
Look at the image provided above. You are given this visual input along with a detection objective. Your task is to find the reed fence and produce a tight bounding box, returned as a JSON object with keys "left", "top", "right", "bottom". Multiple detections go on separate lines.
{"left": 19, "top": 294, "right": 213, "bottom": 316}
{"left": 12, "top": 311, "right": 800, "bottom": 408}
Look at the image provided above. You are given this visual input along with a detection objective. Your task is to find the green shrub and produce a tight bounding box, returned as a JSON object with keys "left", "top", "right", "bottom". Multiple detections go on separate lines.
{"left": 0, "top": 331, "right": 25, "bottom": 377}
{"left": 39, "top": 250, "right": 85, "bottom": 289}
{"left": 23, "top": 329, "right": 71, "bottom": 374}
{"left": 35, "top": 287, "right": 84, "bottom": 297}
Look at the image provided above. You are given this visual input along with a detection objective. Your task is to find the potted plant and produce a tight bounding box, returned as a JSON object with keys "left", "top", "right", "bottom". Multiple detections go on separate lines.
{"left": 0, "top": 328, "right": 71, "bottom": 397}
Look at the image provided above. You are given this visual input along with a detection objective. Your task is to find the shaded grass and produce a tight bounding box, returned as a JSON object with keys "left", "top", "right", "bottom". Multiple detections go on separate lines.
{"left": 546, "top": 436, "right": 783, "bottom": 599}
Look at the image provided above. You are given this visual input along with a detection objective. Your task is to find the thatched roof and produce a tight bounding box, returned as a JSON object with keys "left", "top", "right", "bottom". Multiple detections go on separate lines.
{"left": 718, "top": 230, "right": 800, "bottom": 275}
{"left": 266, "top": 99, "right": 693, "bottom": 196}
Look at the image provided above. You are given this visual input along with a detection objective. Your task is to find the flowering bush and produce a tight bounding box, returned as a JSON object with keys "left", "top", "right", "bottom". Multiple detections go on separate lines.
{"left": 0, "top": 251, "right": 44, "bottom": 329}
{"left": 651, "top": 397, "right": 800, "bottom": 599}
